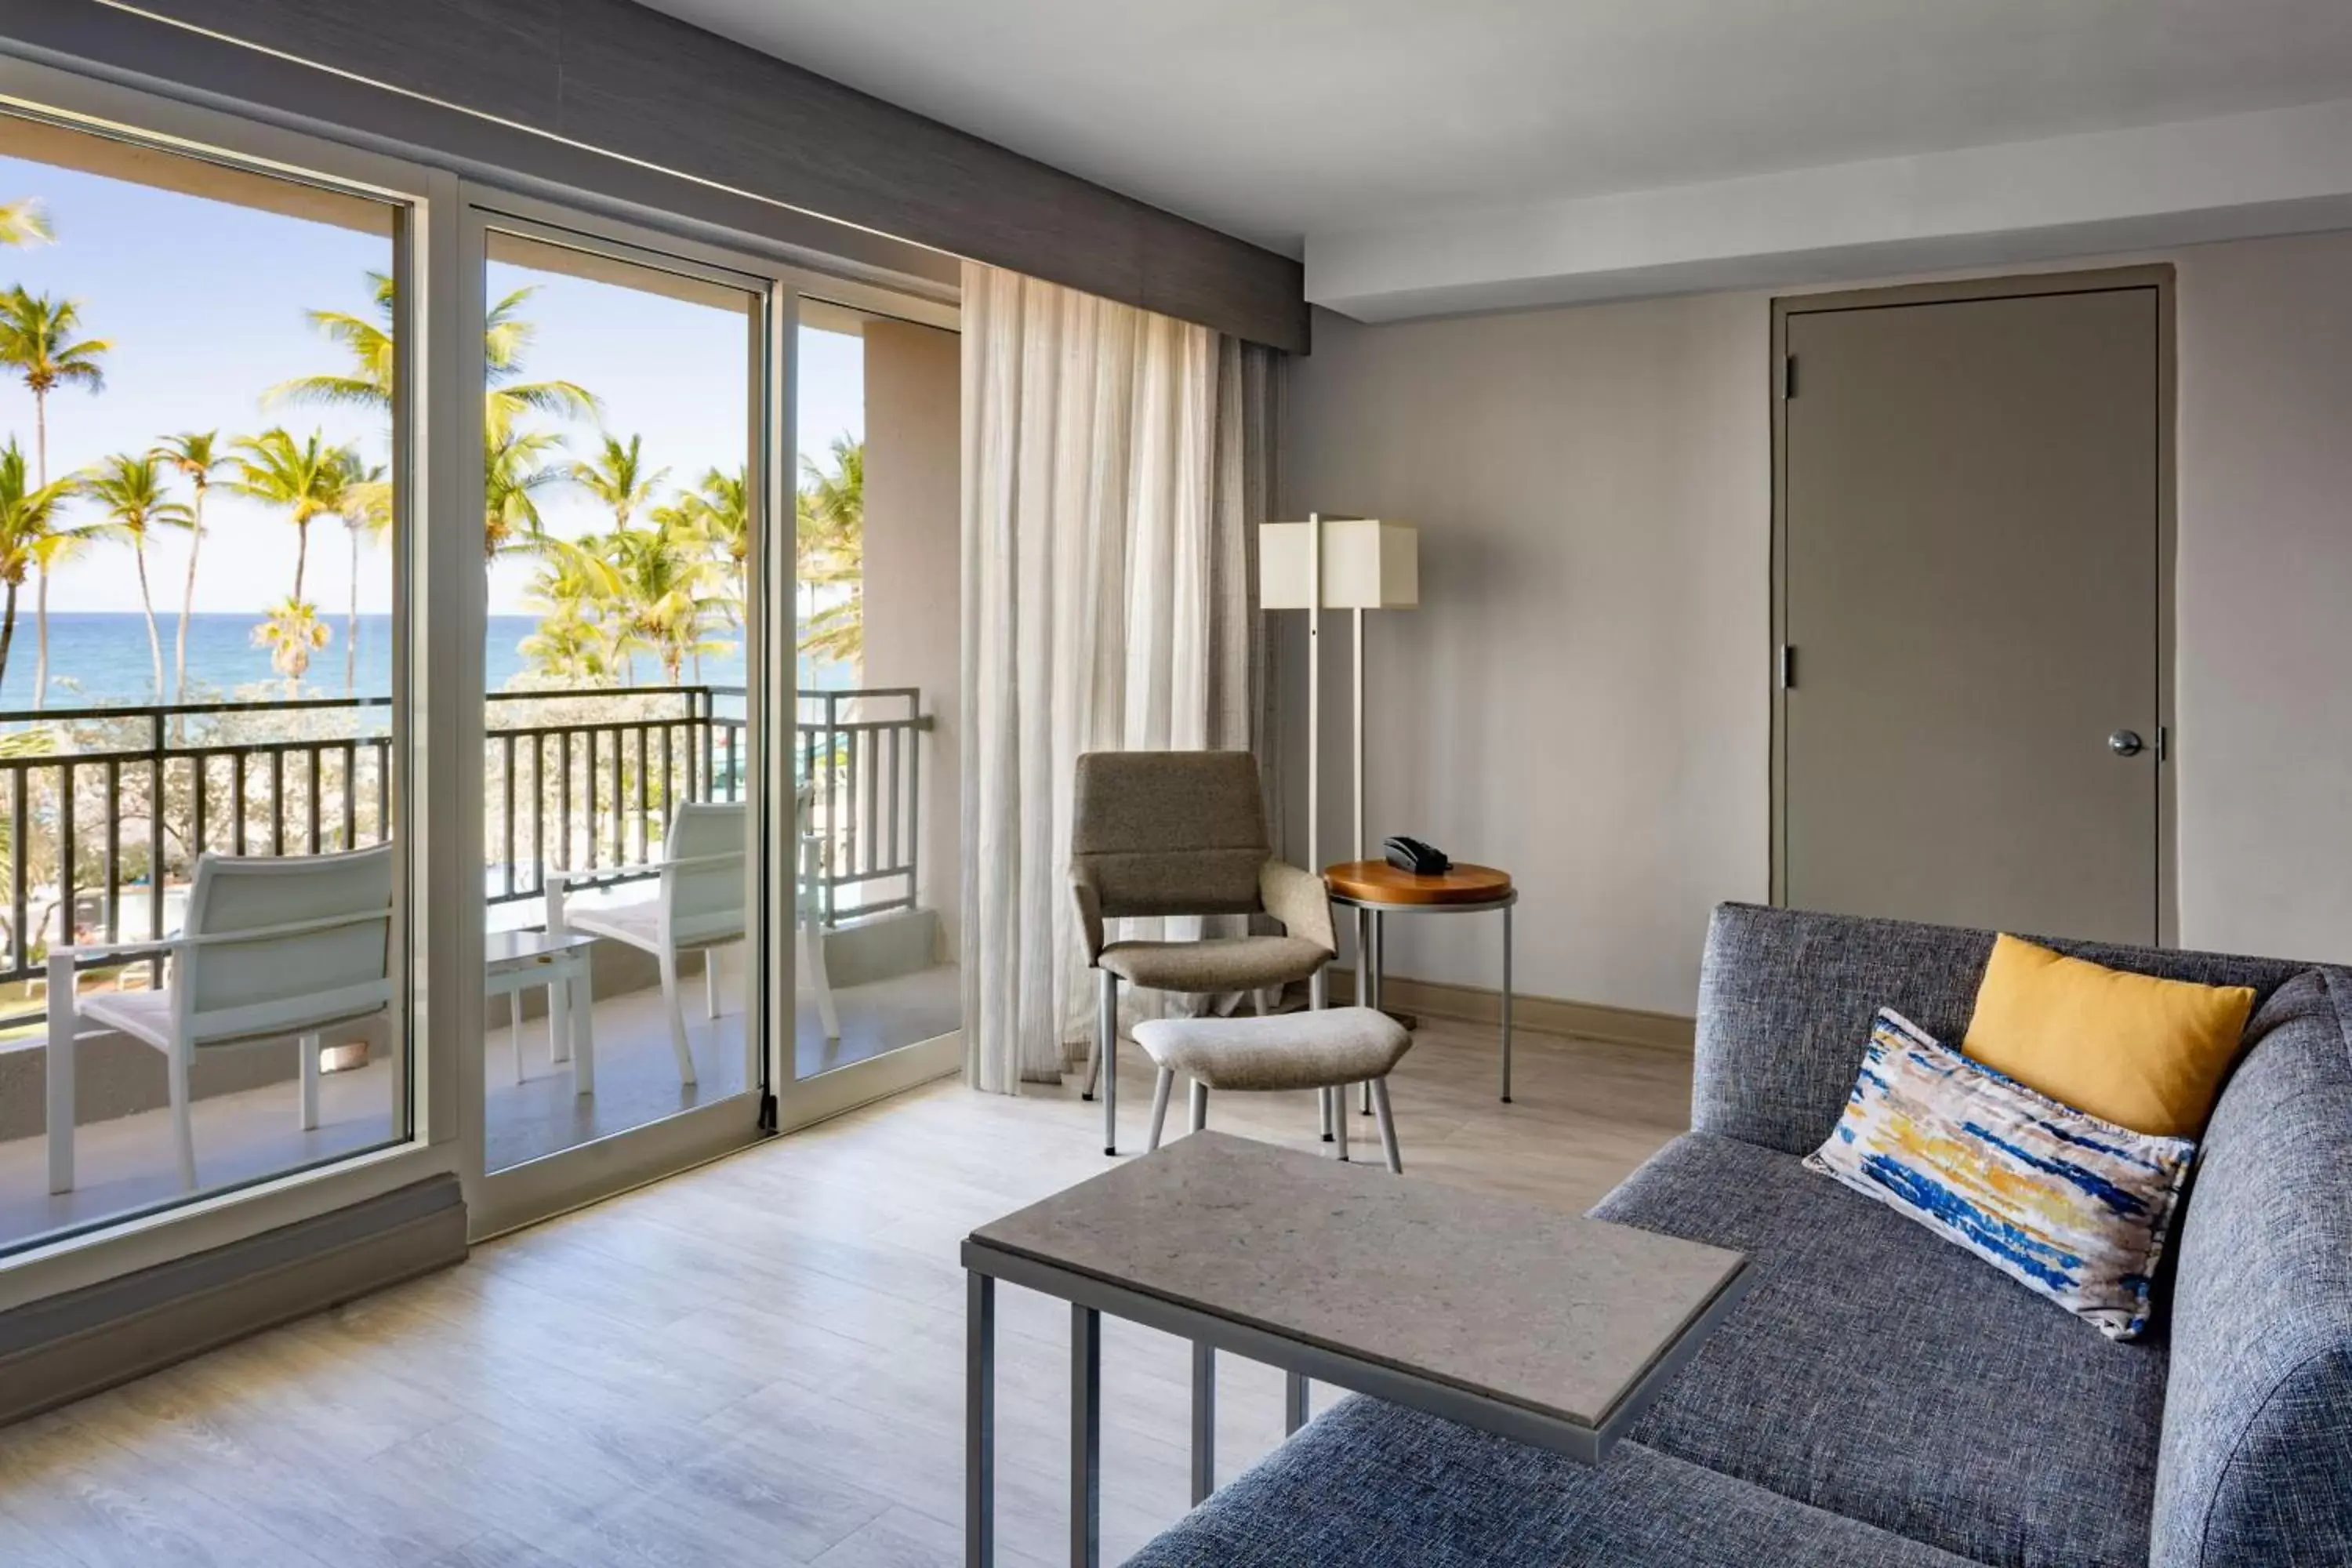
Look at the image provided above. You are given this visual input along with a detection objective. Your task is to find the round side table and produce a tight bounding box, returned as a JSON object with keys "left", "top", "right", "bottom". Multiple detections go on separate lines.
{"left": 1324, "top": 860, "right": 1518, "bottom": 1102}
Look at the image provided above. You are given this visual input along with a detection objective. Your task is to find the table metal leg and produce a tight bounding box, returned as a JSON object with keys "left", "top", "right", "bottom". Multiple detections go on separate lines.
{"left": 1501, "top": 902, "right": 1515, "bottom": 1104}
{"left": 1362, "top": 912, "right": 1382, "bottom": 1115}
{"left": 1284, "top": 1371, "right": 1309, "bottom": 1436}
{"left": 1190, "top": 1341, "right": 1215, "bottom": 1505}
{"left": 510, "top": 989, "right": 525, "bottom": 1084}
{"left": 967, "top": 1272, "right": 994, "bottom": 1568}
{"left": 1071, "top": 1303, "right": 1102, "bottom": 1568}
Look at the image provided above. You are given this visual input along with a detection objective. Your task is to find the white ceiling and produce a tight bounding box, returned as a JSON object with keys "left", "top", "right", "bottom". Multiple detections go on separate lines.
{"left": 641, "top": 0, "right": 2352, "bottom": 318}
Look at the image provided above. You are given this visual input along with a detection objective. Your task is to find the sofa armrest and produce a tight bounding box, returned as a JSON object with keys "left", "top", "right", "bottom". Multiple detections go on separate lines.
{"left": 1069, "top": 869, "right": 1106, "bottom": 966}
{"left": 1259, "top": 859, "right": 1335, "bottom": 956}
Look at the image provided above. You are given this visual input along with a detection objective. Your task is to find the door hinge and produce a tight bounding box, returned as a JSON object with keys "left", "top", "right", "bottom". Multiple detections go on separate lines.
{"left": 1782, "top": 355, "right": 1798, "bottom": 399}
{"left": 1777, "top": 644, "right": 1796, "bottom": 690}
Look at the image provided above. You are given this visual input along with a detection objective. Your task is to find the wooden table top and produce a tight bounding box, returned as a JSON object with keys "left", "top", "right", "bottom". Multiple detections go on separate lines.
{"left": 1324, "top": 858, "right": 1513, "bottom": 906}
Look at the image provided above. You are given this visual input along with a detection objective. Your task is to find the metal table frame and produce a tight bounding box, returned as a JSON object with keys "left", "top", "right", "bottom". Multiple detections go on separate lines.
{"left": 1328, "top": 885, "right": 1519, "bottom": 1103}
{"left": 963, "top": 1235, "right": 1751, "bottom": 1568}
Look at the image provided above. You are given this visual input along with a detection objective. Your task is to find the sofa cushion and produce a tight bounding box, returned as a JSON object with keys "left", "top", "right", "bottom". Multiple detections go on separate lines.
{"left": 1806, "top": 1006, "right": 2198, "bottom": 1341}
{"left": 2152, "top": 967, "right": 2352, "bottom": 1566}
{"left": 1125, "top": 1396, "right": 1979, "bottom": 1568}
{"left": 1592, "top": 1130, "right": 2165, "bottom": 1568}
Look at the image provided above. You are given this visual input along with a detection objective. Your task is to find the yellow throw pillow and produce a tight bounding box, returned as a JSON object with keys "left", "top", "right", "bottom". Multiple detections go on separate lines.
{"left": 1961, "top": 934, "right": 2255, "bottom": 1138}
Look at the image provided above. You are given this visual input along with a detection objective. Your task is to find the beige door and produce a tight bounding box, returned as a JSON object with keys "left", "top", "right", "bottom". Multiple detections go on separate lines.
{"left": 1776, "top": 278, "right": 2166, "bottom": 944}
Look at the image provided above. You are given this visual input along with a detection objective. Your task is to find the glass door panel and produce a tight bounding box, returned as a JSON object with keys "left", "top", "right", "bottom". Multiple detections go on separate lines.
{"left": 789, "top": 302, "right": 963, "bottom": 1095}
{"left": 475, "top": 217, "right": 768, "bottom": 1178}
{"left": 0, "top": 110, "right": 414, "bottom": 1256}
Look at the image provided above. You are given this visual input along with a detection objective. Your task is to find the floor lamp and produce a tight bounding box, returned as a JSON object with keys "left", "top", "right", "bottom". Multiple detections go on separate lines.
{"left": 1260, "top": 515, "right": 1421, "bottom": 874}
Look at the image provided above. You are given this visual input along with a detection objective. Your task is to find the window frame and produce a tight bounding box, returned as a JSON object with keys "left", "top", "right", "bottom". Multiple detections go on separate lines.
{"left": 0, "top": 56, "right": 456, "bottom": 1308}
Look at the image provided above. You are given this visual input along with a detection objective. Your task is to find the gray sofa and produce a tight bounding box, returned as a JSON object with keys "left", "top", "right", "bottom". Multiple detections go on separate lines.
{"left": 1131, "top": 903, "right": 2352, "bottom": 1567}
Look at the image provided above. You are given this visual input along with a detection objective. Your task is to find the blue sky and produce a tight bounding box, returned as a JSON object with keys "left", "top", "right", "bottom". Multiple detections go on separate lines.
{"left": 0, "top": 152, "right": 864, "bottom": 619}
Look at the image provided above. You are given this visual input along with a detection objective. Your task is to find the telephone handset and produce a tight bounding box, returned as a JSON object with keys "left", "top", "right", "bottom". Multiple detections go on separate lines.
{"left": 1383, "top": 836, "right": 1452, "bottom": 876}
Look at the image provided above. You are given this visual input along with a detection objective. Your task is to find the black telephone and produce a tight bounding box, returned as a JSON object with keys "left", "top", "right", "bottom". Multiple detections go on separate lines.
{"left": 1384, "top": 836, "right": 1452, "bottom": 876}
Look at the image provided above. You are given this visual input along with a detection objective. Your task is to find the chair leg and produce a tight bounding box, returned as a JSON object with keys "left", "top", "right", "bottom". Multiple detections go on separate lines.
{"left": 1098, "top": 970, "right": 1119, "bottom": 1156}
{"left": 1334, "top": 1085, "right": 1350, "bottom": 1163}
{"left": 704, "top": 949, "right": 720, "bottom": 1019}
{"left": 803, "top": 924, "right": 840, "bottom": 1040}
{"left": 169, "top": 1045, "right": 196, "bottom": 1191}
{"left": 1370, "top": 1078, "right": 1403, "bottom": 1174}
{"left": 1189, "top": 1076, "right": 1208, "bottom": 1134}
{"left": 659, "top": 948, "right": 698, "bottom": 1087}
{"left": 299, "top": 1032, "right": 321, "bottom": 1131}
{"left": 1148, "top": 1068, "right": 1174, "bottom": 1152}
{"left": 1319, "top": 1084, "right": 1334, "bottom": 1143}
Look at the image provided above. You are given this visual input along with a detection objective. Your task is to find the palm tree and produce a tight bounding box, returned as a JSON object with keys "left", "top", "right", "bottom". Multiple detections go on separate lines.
{"left": 570, "top": 433, "right": 666, "bottom": 534}
{"left": 225, "top": 428, "right": 361, "bottom": 603}
{"left": 0, "top": 439, "right": 75, "bottom": 696}
{"left": 797, "top": 437, "right": 864, "bottom": 669}
{"left": 0, "top": 200, "right": 51, "bottom": 248}
{"left": 674, "top": 466, "right": 752, "bottom": 679}
{"left": 151, "top": 433, "right": 229, "bottom": 707}
{"left": 605, "top": 522, "right": 726, "bottom": 687}
{"left": 82, "top": 453, "right": 196, "bottom": 699}
{"left": 0, "top": 289, "right": 111, "bottom": 709}
{"left": 271, "top": 273, "right": 598, "bottom": 556}
{"left": 341, "top": 466, "right": 393, "bottom": 692}
{"left": 485, "top": 426, "right": 571, "bottom": 560}
{"left": 0, "top": 289, "right": 109, "bottom": 490}
{"left": 252, "top": 597, "right": 330, "bottom": 693}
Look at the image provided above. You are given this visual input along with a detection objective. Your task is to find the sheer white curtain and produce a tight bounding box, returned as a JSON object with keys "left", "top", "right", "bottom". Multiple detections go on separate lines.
{"left": 960, "top": 263, "right": 1277, "bottom": 1093}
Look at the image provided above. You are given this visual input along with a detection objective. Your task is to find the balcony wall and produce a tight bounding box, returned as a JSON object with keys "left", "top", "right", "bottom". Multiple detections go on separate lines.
{"left": 861, "top": 318, "right": 963, "bottom": 959}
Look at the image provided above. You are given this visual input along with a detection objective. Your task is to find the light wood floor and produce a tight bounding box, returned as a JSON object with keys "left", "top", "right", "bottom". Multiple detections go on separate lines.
{"left": 0, "top": 1015, "right": 1693, "bottom": 1567}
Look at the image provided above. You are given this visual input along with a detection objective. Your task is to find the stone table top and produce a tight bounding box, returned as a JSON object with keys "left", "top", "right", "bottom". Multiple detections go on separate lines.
{"left": 967, "top": 1131, "right": 1745, "bottom": 1431}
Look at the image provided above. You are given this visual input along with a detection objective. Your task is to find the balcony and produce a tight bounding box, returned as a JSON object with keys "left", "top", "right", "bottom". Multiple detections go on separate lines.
{"left": 0, "top": 686, "right": 956, "bottom": 1254}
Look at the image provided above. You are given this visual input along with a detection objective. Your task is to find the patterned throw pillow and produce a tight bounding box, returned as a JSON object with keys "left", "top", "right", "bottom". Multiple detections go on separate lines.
{"left": 1806, "top": 1007, "right": 2198, "bottom": 1341}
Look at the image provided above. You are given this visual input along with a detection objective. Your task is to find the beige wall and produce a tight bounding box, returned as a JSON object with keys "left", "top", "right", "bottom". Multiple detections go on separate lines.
{"left": 1283, "top": 228, "right": 2352, "bottom": 1016}
{"left": 2172, "top": 231, "right": 2352, "bottom": 964}
{"left": 861, "top": 318, "right": 964, "bottom": 950}
{"left": 1283, "top": 294, "right": 1772, "bottom": 1016}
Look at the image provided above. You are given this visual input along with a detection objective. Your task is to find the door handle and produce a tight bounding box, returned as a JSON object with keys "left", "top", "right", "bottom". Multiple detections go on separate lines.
{"left": 2108, "top": 729, "right": 2144, "bottom": 757}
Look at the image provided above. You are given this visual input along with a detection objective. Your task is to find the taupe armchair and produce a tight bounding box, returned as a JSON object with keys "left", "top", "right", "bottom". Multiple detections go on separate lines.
{"left": 1070, "top": 750, "right": 1336, "bottom": 1155}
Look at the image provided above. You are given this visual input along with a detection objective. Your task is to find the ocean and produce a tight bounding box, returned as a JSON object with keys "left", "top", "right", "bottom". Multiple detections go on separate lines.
{"left": 1, "top": 613, "right": 755, "bottom": 710}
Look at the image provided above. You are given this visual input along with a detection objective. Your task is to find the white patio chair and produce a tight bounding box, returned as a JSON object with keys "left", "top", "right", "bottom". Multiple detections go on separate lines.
{"left": 546, "top": 800, "right": 744, "bottom": 1089}
{"left": 45, "top": 844, "right": 397, "bottom": 1194}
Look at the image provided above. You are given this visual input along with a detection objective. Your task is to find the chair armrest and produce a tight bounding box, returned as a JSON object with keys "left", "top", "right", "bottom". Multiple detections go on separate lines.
{"left": 46, "top": 907, "right": 394, "bottom": 964}
{"left": 1259, "top": 859, "right": 1335, "bottom": 956}
{"left": 1069, "top": 868, "right": 1105, "bottom": 966}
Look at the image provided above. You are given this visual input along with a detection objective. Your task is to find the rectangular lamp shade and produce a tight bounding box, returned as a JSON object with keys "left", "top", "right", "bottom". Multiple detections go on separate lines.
{"left": 1259, "top": 519, "right": 1419, "bottom": 610}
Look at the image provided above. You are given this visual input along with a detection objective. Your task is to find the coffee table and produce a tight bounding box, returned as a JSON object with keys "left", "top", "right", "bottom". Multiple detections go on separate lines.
{"left": 961, "top": 1132, "right": 1749, "bottom": 1566}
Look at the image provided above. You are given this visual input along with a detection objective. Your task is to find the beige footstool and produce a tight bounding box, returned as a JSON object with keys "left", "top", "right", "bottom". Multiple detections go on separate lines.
{"left": 1132, "top": 1006, "right": 1413, "bottom": 1172}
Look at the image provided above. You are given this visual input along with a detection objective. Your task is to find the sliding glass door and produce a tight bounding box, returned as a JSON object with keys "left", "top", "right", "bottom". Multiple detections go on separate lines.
{"left": 0, "top": 88, "right": 426, "bottom": 1265}
{"left": 782, "top": 300, "right": 965, "bottom": 1123}
{"left": 464, "top": 198, "right": 786, "bottom": 1229}
{"left": 0, "top": 55, "right": 964, "bottom": 1305}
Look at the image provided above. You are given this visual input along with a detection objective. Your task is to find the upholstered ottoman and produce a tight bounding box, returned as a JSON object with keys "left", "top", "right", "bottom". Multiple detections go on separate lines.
{"left": 1133, "top": 1006, "right": 1413, "bottom": 1172}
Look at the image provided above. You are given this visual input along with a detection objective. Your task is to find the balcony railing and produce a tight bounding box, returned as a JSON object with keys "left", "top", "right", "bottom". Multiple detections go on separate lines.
{"left": 0, "top": 684, "right": 930, "bottom": 1029}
